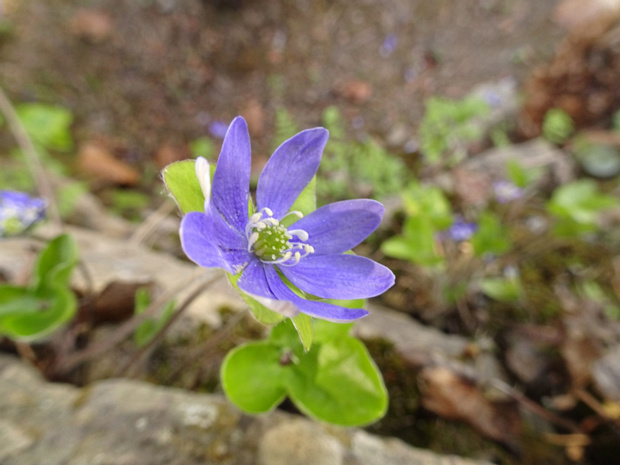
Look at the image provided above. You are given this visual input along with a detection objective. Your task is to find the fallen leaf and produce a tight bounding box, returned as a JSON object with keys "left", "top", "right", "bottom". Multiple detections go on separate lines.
{"left": 69, "top": 9, "right": 114, "bottom": 43}
{"left": 78, "top": 142, "right": 140, "bottom": 186}
{"left": 241, "top": 98, "right": 265, "bottom": 137}
{"left": 335, "top": 79, "right": 373, "bottom": 104}
{"left": 419, "top": 366, "right": 521, "bottom": 451}
{"left": 154, "top": 143, "right": 190, "bottom": 169}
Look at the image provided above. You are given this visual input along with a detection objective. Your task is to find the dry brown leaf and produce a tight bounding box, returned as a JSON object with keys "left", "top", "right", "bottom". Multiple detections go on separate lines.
{"left": 241, "top": 98, "right": 265, "bottom": 137}
{"left": 69, "top": 9, "right": 114, "bottom": 43}
{"left": 154, "top": 143, "right": 190, "bottom": 169}
{"left": 335, "top": 79, "right": 373, "bottom": 104}
{"left": 78, "top": 143, "right": 140, "bottom": 186}
{"left": 418, "top": 366, "right": 521, "bottom": 450}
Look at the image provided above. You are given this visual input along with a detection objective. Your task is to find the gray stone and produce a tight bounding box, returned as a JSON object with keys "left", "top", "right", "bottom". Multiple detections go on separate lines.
{"left": 593, "top": 345, "right": 620, "bottom": 401}
{"left": 0, "top": 354, "right": 494, "bottom": 465}
{"left": 258, "top": 419, "right": 344, "bottom": 465}
{"left": 462, "top": 138, "right": 575, "bottom": 185}
{"left": 350, "top": 430, "right": 488, "bottom": 465}
{"left": 354, "top": 303, "right": 469, "bottom": 358}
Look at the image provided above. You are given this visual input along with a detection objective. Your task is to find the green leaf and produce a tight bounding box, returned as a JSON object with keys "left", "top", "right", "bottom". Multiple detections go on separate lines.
{"left": 287, "top": 336, "right": 388, "bottom": 426}
{"left": 162, "top": 160, "right": 206, "bottom": 214}
{"left": 312, "top": 318, "right": 353, "bottom": 343}
{"left": 16, "top": 103, "right": 74, "bottom": 151}
{"left": 471, "top": 212, "right": 511, "bottom": 257}
{"left": 221, "top": 341, "right": 288, "bottom": 413}
{"left": 382, "top": 216, "right": 444, "bottom": 266}
{"left": 228, "top": 273, "right": 285, "bottom": 325}
{"left": 0, "top": 285, "right": 44, "bottom": 317}
{"left": 291, "top": 313, "right": 312, "bottom": 351}
{"left": 189, "top": 137, "right": 215, "bottom": 159}
{"left": 133, "top": 288, "right": 176, "bottom": 348}
{"left": 0, "top": 287, "right": 77, "bottom": 341}
{"left": 286, "top": 177, "right": 316, "bottom": 222}
{"left": 480, "top": 276, "right": 522, "bottom": 302}
{"left": 221, "top": 318, "right": 388, "bottom": 426}
{"left": 547, "top": 180, "right": 616, "bottom": 235}
{"left": 33, "top": 233, "right": 79, "bottom": 290}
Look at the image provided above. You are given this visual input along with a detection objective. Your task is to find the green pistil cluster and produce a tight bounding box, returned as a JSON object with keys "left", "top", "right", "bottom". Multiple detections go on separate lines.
{"left": 253, "top": 224, "right": 291, "bottom": 261}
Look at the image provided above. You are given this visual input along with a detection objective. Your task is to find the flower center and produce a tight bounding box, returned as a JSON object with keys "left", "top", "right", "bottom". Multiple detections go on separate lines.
{"left": 246, "top": 208, "right": 314, "bottom": 266}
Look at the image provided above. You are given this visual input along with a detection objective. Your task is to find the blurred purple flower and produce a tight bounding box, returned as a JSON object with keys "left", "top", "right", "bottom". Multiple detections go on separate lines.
{"left": 481, "top": 90, "right": 502, "bottom": 108}
{"left": 0, "top": 190, "right": 46, "bottom": 237}
{"left": 209, "top": 120, "right": 229, "bottom": 140}
{"left": 380, "top": 34, "right": 398, "bottom": 57}
{"left": 445, "top": 217, "right": 477, "bottom": 242}
{"left": 493, "top": 181, "right": 523, "bottom": 203}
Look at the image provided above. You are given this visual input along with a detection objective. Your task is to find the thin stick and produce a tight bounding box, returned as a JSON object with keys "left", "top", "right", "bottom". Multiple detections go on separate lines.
{"left": 57, "top": 269, "right": 218, "bottom": 374}
{"left": 128, "top": 200, "right": 175, "bottom": 247}
{"left": 114, "top": 276, "right": 215, "bottom": 377}
{"left": 0, "top": 87, "right": 63, "bottom": 232}
{"left": 490, "top": 378, "right": 582, "bottom": 433}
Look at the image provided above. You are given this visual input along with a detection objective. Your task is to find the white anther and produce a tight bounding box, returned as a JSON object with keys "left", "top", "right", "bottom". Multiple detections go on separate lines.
{"left": 248, "top": 212, "right": 262, "bottom": 224}
{"left": 262, "top": 217, "right": 279, "bottom": 226}
{"left": 287, "top": 229, "right": 309, "bottom": 241}
{"left": 254, "top": 221, "right": 267, "bottom": 230}
{"left": 263, "top": 207, "right": 274, "bottom": 217}
{"left": 195, "top": 157, "right": 211, "bottom": 206}
{"left": 247, "top": 232, "right": 259, "bottom": 252}
{"left": 281, "top": 210, "right": 304, "bottom": 221}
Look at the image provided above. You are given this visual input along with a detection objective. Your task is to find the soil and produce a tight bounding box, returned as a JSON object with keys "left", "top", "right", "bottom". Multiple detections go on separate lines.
{"left": 0, "top": 0, "right": 564, "bottom": 167}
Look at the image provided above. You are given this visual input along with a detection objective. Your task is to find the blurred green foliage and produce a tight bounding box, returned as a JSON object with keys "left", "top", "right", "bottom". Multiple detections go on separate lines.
{"left": 418, "top": 95, "right": 490, "bottom": 164}
{"left": 542, "top": 108, "right": 573, "bottom": 144}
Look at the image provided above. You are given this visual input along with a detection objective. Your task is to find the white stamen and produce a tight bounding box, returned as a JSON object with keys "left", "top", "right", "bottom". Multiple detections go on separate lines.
{"left": 262, "top": 217, "right": 279, "bottom": 226}
{"left": 288, "top": 229, "right": 309, "bottom": 241}
{"left": 195, "top": 157, "right": 211, "bottom": 207}
{"left": 263, "top": 207, "right": 274, "bottom": 217}
{"left": 247, "top": 232, "right": 259, "bottom": 252}
{"left": 248, "top": 212, "right": 262, "bottom": 224}
{"left": 281, "top": 210, "right": 304, "bottom": 221}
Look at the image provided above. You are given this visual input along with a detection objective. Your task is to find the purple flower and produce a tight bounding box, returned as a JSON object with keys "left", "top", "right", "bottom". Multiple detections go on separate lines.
{"left": 0, "top": 190, "right": 46, "bottom": 237}
{"left": 209, "top": 120, "right": 229, "bottom": 140}
{"left": 380, "top": 34, "right": 398, "bottom": 57}
{"left": 445, "top": 217, "right": 477, "bottom": 242}
{"left": 180, "top": 117, "right": 394, "bottom": 322}
{"left": 493, "top": 181, "right": 523, "bottom": 204}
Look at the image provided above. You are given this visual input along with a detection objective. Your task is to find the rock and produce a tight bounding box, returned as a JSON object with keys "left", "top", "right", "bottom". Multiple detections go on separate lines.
{"left": 593, "top": 345, "right": 620, "bottom": 401}
{"left": 350, "top": 429, "right": 489, "bottom": 465}
{"left": 258, "top": 419, "right": 344, "bottom": 465}
{"left": 355, "top": 304, "right": 468, "bottom": 359}
{"left": 446, "top": 139, "right": 576, "bottom": 205}
{"left": 0, "top": 354, "right": 495, "bottom": 465}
